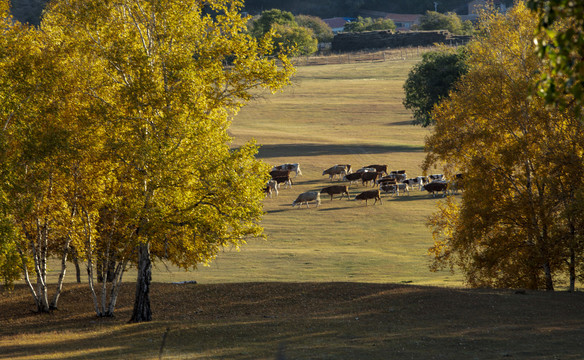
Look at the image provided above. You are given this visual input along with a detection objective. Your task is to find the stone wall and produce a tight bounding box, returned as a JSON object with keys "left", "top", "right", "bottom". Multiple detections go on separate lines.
{"left": 332, "top": 30, "right": 472, "bottom": 52}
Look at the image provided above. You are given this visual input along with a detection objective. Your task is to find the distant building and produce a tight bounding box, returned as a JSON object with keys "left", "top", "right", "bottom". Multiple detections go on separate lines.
{"left": 384, "top": 13, "right": 422, "bottom": 31}
{"left": 463, "top": 0, "right": 507, "bottom": 21}
{"left": 356, "top": 10, "right": 422, "bottom": 32}
{"left": 322, "top": 17, "right": 351, "bottom": 34}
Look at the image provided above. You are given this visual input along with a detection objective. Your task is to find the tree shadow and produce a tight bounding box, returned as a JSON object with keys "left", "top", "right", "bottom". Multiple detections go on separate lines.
{"left": 257, "top": 143, "right": 424, "bottom": 159}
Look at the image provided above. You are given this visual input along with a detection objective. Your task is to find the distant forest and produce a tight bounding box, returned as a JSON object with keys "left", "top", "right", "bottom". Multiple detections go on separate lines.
{"left": 10, "top": 0, "right": 514, "bottom": 26}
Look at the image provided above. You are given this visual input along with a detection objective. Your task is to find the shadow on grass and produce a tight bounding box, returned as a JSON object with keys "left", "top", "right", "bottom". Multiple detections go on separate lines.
{"left": 386, "top": 120, "right": 415, "bottom": 126}
{"left": 317, "top": 205, "right": 354, "bottom": 212}
{"left": 266, "top": 208, "right": 293, "bottom": 214}
{"left": 257, "top": 143, "right": 424, "bottom": 159}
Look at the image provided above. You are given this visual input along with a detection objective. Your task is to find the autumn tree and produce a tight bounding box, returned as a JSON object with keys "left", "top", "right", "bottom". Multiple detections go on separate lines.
{"left": 424, "top": 3, "right": 584, "bottom": 291}
{"left": 527, "top": 0, "right": 584, "bottom": 108}
{"left": 42, "top": 0, "right": 294, "bottom": 321}
{"left": 403, "top": 47, "right": 468, "bottom": 127}
{"left": 0, "top": 0, "right": 97, "bottom": 311}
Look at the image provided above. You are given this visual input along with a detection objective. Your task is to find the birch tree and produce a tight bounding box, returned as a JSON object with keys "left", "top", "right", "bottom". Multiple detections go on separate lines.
{"left": 0, "top": 1, "right": 90, "bottom": 311}
{"left": 425, "top": 2, "right": 584, "bottom": 291}
{"left": 42, "top": 0, "right": 294, "bottom": 321}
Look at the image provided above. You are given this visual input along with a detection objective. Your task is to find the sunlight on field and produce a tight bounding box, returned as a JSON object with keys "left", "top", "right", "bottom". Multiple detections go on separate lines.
{"left": 164, "top": 58, "right": 463, "bottom": 287}
{"left": 37, "top": 56, "right": 463, "bottom": 288}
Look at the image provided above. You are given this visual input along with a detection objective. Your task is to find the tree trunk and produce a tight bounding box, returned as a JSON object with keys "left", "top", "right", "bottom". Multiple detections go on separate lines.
{"left": 569, "top": 223, "right": 576, "bottom": 292}
{"left": 130, "top": 242, "right": 152, "bottom": 323}
{"left": 50, "top": 241, "right": 71, "bottom": 309}
{"left": 543, "top": 261, "right": 554, "bottom": 291}
{"left": 72, "top": 247, "right": 82, "bottom": 283}
{"left": 569, "top": 248, "right": 576, "bottom": 292}
{"left": 105, "top": 261, "right": 128, "bottom": 316}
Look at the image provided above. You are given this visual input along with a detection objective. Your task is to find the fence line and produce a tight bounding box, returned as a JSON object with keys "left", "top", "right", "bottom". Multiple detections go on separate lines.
{"left": 292, "top": 45, "right": 460, "bottom": 67}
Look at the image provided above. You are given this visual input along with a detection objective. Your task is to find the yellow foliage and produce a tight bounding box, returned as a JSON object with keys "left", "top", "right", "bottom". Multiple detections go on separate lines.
{"left": 424, "top": 2, "right": 584, "bottom": 290}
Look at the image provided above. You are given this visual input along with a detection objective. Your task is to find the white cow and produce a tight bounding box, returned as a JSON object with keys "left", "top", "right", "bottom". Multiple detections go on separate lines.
{"left": 322, "top": 165, "right": 349, "bottom": 181}
{"left": 272, "top": 163, "right": 302, "bottom": 177}
{"left": 292, "top": 191, "right": 321, "bottom": 208}
{"left": 403, "top": 176, "right": 428, "bottom": 190}
{"left": 264, "top": 180, "right": 278, "bottom": 198}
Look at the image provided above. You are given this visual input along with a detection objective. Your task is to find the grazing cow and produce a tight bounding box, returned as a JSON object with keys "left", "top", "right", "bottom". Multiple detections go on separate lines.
{"left": 272, "top": 163, "right": 302, "bottom": 177}
{"left": 362, "top": 171, "right": 380, "bottom": 187}
{"left": 377, "top": 176, "right": 397, "bottom": 185}
{"left": 355, "top": 189, "right": 382, "bottom": 205}
{"left": 270, "top": 169, "right": 291, "bottom": 179}
{"left": 380, "top": 183, "right": 410, "bottom": 196}
{"left": 292, "top": 191, "right": 321, "bottom": 208}
{"left": 388, "top": 170, "right": 407, "bottom": 182}
{"left": 343, "top": 172, "right": 362, "bottom": 185}
{"left": 403, "top": 176, "right": 428, "bottom": 190}
{"left": 320, "top": 185, "right": 350, "bottom": 201}
{"left": 366, "top": 164, "right": 388, "bottom": 176}
{"left": 339, "top": 164, "right": 352, "bottom": 174}
{"left": 421, "top": 181, "right": 449, "bottom": 197}
{"left": 356, "top": 167, "right": 376, "bottom": 173}
{"left": 264, "top": 180, "right": 278, "bottom": 198}
{"left": 322, "top": 165, "right": 349, "bottom": 181}
{"left": 272, "top": 175, "right": 292, "bottom": 189}
{"left": 429, "top": 174, "right": 444, "bottom": 181}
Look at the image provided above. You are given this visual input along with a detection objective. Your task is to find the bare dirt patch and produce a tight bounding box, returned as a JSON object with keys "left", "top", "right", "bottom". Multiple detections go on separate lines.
{"left": 2, "top": 282, "right": 583, "bottom": 359}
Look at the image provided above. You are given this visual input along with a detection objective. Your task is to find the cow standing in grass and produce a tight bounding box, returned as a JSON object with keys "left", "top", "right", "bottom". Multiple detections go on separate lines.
{"left": 292, "top": 191, "right": 321, "bottom": 208}
{"left": 320, "top": 185, "right": 350, "bottom": 200}
{"left": 355, "top": 189, "right": 382, "bottom": 205}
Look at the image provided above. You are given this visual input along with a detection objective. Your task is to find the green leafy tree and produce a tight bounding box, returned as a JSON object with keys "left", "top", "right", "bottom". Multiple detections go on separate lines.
{"left": 273, "top": 23, "right": 318, "bottom": 55}
{"left": 402, "top": 47, "right": 468, "bottom": 127}
{"left": 527, "top": 0, "right": 584, "bottom": 108}
{"left": 419, "top": 11, "right": 473, "bottom": 35}
{"left": 343, "top": 16, "right": 396, "bottom": 32}
{"left": 250, "top": 8, "right": 297, "bottom": 38}
{"left": 424, "top": 3, "right": 584, "bottom": 291}
{"left": 250, "top": 9, "right": 319, "bottom": 56}
{"left": 296, "top": 14, "right": 333, "bottom": 43}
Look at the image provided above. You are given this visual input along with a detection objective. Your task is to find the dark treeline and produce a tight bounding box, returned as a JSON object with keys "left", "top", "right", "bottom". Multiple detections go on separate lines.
{"left": 242, "top": 0, "right": 513, "bottom": 17}
{"left": 11, "top": 0, "right": 514, "bottom": 26}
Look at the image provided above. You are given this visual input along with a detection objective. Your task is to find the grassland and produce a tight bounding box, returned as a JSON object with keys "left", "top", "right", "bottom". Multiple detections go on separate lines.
{"left": 4, "top": 55, "right": 583, "bottom": 360}
{"left": 173, "top": 58, "right": 462, "bottom": 286}
{"left": 36, "top": 56, "right": 457, "bottom": 287}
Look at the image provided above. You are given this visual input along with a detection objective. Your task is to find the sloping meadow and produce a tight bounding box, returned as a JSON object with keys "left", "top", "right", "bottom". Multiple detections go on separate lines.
{"left": 172, "top": 58, "right": 463, "bottom": 287}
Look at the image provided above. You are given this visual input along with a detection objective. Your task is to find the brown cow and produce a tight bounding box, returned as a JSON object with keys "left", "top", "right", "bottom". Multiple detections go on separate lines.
{"left": 366, "top": 164, "right": 388, "bottom": 176}
{"left": 320, "top": 185, "right": 350, "bottom": 200}
{"left": 421, "top": 181, "right": 448, "bottom": 197}
{"left": 343, "top": 172, "right": 362, "bottom": 185}
{"left": 361, "top": 171, "right": 380, "bottom": 187}
{"left": 355, "top": 189, "right": 382, "bottom": 205}
{"left": 270, "top": 169, "right": 291, "bottom": 179}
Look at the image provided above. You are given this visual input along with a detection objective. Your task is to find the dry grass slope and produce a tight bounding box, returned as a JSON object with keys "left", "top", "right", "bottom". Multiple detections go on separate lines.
{"left": 2, "top": 283, "right": 584, "bottom": 359}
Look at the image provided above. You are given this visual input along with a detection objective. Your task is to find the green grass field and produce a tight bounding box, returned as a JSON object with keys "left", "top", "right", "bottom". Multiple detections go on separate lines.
{"left": 155, "top": 58, "right": 463, "bottom": 287}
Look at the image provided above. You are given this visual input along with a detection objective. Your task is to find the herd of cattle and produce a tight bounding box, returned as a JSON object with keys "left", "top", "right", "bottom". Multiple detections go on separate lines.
{"left": 265, "top": 163, "right": 462, "bottom": 208}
